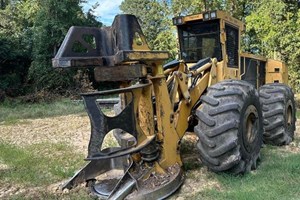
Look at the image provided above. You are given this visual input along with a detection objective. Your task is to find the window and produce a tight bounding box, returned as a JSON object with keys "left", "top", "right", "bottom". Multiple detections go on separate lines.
{"left": 178, "top": 20, "right": 222, "bottom": 62}
{"left": 225, "top": 24, "right": 239, "bottom": 68}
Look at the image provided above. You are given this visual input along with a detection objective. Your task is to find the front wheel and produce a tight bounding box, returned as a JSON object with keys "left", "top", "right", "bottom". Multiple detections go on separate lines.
{"left": 195, "top": 80, "right": 263, "bottom": 174}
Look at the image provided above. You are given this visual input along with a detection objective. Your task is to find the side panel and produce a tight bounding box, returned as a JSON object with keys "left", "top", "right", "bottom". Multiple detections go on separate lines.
{"left": 259, "top": 61, "right": 266, "bottom": 86}
{"left": 266, "top": 59, "right": 288, "bottom": 84}
{"left": 240, "top": 56, "right": 266, "bottom": 88}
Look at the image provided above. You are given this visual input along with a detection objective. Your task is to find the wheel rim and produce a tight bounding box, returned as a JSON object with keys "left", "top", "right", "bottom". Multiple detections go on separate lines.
{"left": 243, "top": 105, "right": 259, "bottom": 153}
{"left": 286, "top": 100, "right": 293, "bottom": 131}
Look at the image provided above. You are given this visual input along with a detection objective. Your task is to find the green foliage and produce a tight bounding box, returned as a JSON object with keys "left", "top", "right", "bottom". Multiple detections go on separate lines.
{"left": 28, "top": 0, "right": 99, "bottom": 91}
{"left": 245, "top": 0, "right": 300, "bottom": 91}
{"left": 153, "top": 29, "right": 178, "bottom": 58}
{"left": 0, "top": 0, "right": 10, "bottom": 9}
{"left": 120, "top": 0, "right": 179, "bottom": 59}
{"left": 169, "top": 0, "right": 204, "bottom": 16}
{"left": 0, "top": 37, "right": 31, "bottom": 95}
{"left": 0, "top": 1, "right": 35, "bottom": 95}
{"left": 0, "top": 0, "right": 102, "bottom": 96}
{"left": 170, "top": 0, "right": 258, "bottom": 21}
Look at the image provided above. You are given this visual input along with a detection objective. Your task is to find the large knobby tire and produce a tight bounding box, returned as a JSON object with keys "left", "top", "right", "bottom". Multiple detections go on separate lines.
{"left": 194, "top": 80, "right": 263, "bottom": 174}
{"left": 259, "top": 83, "right": 296, "bottom": 145}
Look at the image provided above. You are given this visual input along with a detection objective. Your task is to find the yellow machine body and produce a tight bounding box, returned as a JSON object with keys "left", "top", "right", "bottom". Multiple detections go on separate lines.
{"left": 52, "top": 10, "right": 293, "bottom": 199}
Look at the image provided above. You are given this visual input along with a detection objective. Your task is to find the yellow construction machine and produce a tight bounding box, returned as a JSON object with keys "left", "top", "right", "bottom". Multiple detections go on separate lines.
{"left": 53, "top": 10, "right": 296, "bottom": 199}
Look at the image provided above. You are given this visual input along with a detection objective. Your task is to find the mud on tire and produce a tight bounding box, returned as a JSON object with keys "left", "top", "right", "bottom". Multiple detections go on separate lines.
{"left": 194, "top": 80, "right": 263, "bottom": 174}
{"left": 259, "top": 83, "right": 296, "bottom": 145}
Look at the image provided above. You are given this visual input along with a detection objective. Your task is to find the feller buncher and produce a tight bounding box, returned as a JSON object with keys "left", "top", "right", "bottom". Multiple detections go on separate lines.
{"left": 53, "top": 10, "right": 296, "bottom": 199}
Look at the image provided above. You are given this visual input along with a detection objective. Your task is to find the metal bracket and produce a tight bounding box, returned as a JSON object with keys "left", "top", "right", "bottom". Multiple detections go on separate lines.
{"left": 81, "top": 83, "right": 153, "bottom": 158}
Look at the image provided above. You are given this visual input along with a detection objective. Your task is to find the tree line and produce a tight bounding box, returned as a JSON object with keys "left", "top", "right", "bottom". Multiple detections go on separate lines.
{"left": 121, "top": 0, "right": 300, "bottom": 91}
{"left": 0, "top": 0, "right": 101, "bottom": 100}
{"left": 0, "top": 0, "right": 299, "bottom": 101}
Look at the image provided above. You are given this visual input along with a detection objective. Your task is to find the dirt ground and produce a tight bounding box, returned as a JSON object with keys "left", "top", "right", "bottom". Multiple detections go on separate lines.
{"left": 0, "top": 114, "right": 299, "bottom": 199}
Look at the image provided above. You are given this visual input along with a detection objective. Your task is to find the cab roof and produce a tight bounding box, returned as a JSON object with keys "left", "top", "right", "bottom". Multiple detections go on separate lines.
{"left": 173, "top": 10, "right": 245, "bottom": 31}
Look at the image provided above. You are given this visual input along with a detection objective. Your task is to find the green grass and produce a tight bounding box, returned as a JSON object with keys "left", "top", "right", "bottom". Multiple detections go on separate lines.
{"left": 0, "top": 142, "right": 93, "bottom": 199}
{"left": 0, "top": 98, "right": 85, "bottom": 123}
{"left": 196, "top": 147, "right": 300, "bottom": 200}
{"left": 296, "top": 111, "right": 300, "bottom": 119}
{"left": 0, "top": 142, "right": 85, "bottom": 186}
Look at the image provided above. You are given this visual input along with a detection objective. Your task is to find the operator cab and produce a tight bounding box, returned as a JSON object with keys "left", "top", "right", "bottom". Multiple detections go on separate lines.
{"left": 173, "top": 10, "right": 243, "bottom": 68}
{"left": 176, "top": 18, "right": 222, "bottom": 62}
{"left": 173, "top": 11, "right": 287, "bottom": 87}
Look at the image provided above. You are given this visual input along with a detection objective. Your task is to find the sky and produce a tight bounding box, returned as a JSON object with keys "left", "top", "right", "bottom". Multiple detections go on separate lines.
{"left": 82, "top": 0, "right": 123, "bottom": 25}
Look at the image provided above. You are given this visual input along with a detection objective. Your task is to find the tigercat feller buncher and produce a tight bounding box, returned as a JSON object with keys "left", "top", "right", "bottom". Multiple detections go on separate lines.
{"left": 53, "top": 10, "right": 296, "bottom": 199}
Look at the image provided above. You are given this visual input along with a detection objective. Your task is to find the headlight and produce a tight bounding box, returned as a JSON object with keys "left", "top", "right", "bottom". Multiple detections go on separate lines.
{"left": 210, "top": 11, "right": 216, "bottom": 19}
{"left": 172, "top": 17, "right": 184, "bottom": 25}
{"left": 204, "top": 12, "right": 209, "bottom": 20}
{"left": 173, "top": 18, "right": 177, "bottom": 25}
{"left": 177, "top": 18, "right": 182, "bottom": 24}
{"left": 203, "top": 11, "right": 217, "bottom": 20}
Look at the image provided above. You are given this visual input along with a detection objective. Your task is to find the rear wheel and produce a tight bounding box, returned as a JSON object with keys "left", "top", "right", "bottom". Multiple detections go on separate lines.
{"left": 259, "top": 83, "right": 296, "bottom": 145}
{"left": 195, "top": 80, "right": 263, "bottom": 174}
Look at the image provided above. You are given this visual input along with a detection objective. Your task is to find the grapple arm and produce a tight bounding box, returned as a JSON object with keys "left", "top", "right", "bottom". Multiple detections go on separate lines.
{"left": 52, "top": 14, "right": 168, "bottom": 69}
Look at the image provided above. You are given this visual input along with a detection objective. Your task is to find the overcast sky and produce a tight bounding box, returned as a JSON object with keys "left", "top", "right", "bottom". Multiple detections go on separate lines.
{"left": 82, "top": 0, "right": 123, "bottom": 25}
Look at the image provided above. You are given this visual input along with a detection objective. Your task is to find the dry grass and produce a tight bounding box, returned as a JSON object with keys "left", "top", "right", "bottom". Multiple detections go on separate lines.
{"left": 0, "top": 115, "right": 90, "bottom": 152}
